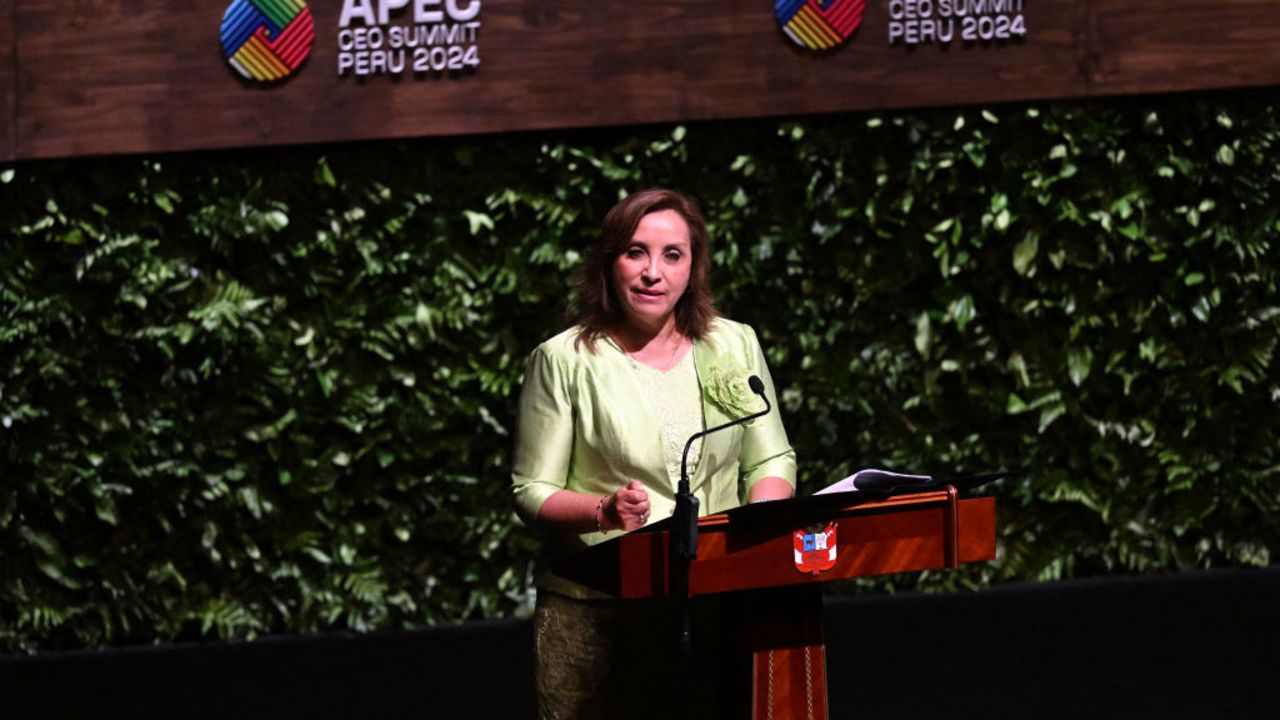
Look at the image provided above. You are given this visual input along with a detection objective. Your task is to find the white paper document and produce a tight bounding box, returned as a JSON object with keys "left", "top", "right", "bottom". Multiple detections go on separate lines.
{"left": 814, "top": 468, "right": 933, "bottom": 495}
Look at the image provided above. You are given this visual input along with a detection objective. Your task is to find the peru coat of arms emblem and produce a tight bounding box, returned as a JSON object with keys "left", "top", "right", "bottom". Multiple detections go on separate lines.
{"left": 793, "top": 522, "right": 838, "bottom": 574}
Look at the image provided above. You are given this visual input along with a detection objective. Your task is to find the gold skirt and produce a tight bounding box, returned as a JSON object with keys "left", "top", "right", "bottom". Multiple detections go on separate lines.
{"left": 533, "top": 590, "right": 743, "bottom": 720}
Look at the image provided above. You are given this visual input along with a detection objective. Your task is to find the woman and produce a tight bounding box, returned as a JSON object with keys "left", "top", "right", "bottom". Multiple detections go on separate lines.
{"left": 511, "top": 188, "right": 796, "bottom": 718}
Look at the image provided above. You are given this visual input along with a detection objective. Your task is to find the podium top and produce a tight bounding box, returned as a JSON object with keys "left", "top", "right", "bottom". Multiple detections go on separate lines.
{"left": 555, "top": 488, "right": 997, "bottom": 599}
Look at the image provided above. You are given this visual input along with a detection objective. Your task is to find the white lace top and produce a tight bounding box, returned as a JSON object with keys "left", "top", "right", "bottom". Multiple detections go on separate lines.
{"left": 628, "top": 350, "right": 704, "bottom": 488}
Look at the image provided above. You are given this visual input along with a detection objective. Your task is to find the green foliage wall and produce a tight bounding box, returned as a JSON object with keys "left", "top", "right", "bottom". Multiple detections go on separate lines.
{"left": 2, "top": 89, "right": 1278, "bottom": 652}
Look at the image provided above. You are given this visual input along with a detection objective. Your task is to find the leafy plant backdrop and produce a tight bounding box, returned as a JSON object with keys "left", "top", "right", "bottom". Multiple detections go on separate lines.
{"left": 2, "top": 88, "right": 1278, "bottom": 653}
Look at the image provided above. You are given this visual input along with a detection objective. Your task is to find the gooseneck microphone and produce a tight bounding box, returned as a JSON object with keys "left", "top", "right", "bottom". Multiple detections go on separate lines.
{"left": 673, "top": 374, "right": 771, "bottom": 560}
{"left": 672, "top": 374, "right": 771, "bottom": 717}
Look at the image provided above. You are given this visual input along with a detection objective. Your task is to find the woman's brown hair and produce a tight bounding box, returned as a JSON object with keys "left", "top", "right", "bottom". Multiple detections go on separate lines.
{"left": 570, "top": 188, "right": 719, "bottom": 350}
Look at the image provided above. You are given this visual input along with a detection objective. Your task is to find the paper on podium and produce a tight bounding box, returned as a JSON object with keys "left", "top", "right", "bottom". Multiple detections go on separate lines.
{"left": 814, "top": 468, "right": 933, "bottom": 495}
{"left": 671, "top": 469, "right": 1008, "bottom": 529}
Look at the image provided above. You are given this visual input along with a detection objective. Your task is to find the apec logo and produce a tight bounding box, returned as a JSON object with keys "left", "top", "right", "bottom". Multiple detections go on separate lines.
{"left": 775, "top": 0, "right": 865, "bottom": 51}
{"left": 221, "top": 0, "right": 316, "bottom": 82}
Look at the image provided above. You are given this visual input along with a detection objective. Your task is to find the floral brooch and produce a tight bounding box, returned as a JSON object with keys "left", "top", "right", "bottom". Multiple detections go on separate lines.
{"left": 702, "top": 354, "right": 767, "bottom": 419}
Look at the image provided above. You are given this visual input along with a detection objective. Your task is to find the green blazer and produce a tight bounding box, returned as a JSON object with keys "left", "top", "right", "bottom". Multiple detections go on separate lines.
{"left": 511, "top": 317, "right": 797, "bottom": 554}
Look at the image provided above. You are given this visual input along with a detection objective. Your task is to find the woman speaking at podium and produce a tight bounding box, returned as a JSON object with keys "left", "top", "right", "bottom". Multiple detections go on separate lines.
{"left": 511, "top": 188, "right": 796, "bottom": 718}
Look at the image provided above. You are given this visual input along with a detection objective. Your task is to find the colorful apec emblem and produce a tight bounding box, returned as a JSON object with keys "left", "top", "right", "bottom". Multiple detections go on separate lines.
{"left": 793, "top": 522, "right": 838, "bottom": 574}
{"left": 221, "top": 0, "right": 316, "bottom": 82}
{"left": 774, "top": 0, "right": 865, "bottom": 52}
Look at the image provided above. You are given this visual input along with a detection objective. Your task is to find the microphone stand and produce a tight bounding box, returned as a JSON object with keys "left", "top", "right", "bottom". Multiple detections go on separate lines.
{"left": 673, "top": 376, "right": 771, "bottom": 716}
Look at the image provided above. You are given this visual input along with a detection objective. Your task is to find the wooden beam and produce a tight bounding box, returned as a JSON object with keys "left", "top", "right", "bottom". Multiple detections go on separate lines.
{"left": 5, "top": 1, "right": 1280, "bottom": 161}
{"left": 0, "top": 0, "right": 14, "bottom": 162}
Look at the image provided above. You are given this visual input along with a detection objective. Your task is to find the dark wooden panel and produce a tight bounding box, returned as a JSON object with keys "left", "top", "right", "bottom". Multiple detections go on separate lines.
{"left": 0, "top": 0, "right": 14, "bottom": 161}
{"left": 8, "top": 1, "right": 1280, "bottom": 160}
{"left": 1087, "top": 0, "right": 1280, "bottom": 96}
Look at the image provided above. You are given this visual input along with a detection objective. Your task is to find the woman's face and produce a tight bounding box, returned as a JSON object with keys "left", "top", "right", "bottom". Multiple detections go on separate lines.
{"left": 611, "top": 209, "right": 693, "bottom": 333}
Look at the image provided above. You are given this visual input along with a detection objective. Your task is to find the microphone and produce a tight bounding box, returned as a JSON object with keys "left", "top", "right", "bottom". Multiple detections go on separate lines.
{"left": 672, "top": 375, "right": 771, "bottom": 561}
{"left": 670, "top": 374, "right": 770, "bottom": 716}
{"left": 670, "top": 374, "right": 770, "bottom": 712}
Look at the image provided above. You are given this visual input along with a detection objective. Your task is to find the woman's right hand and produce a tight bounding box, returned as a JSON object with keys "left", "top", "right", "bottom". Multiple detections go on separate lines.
{"left": 602, "top": 480, "right": 651, "bottom": 531}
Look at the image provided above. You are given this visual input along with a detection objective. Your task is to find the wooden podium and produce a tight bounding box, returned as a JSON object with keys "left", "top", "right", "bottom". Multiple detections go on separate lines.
{"left": 555, "top": 487, "right": 997, "bottom": 719}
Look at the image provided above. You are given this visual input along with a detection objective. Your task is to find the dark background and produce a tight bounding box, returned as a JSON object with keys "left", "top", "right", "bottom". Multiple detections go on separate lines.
{"left": 4, "top": 567, "right": 1276, "bottom": 718}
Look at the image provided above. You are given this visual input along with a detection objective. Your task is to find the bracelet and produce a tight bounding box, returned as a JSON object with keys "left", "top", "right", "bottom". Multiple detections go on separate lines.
{"left": 594, "top": 495, "right": 607, "bottom": 533}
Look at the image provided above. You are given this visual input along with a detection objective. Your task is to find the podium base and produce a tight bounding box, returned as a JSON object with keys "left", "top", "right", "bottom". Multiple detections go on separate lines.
{"left": 746, "top": 585, "right": 829, "bottom": 720}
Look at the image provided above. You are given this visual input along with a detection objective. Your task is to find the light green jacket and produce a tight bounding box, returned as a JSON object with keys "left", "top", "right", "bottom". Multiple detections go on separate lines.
{"left": 511, "top": 318, "right": 797, "bottom": 555}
